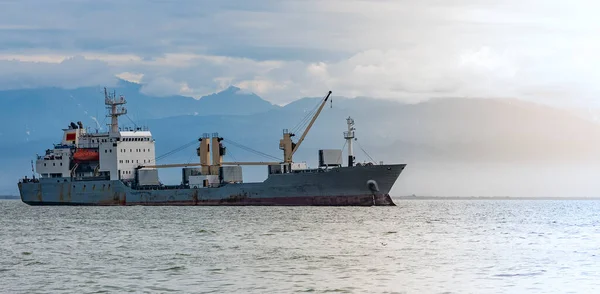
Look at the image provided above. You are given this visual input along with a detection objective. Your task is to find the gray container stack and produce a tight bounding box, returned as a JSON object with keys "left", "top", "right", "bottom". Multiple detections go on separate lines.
{"left": 219, "top": 166, "right": 243, "bottom": 183}
{"left": 182, "top": 167, "right": 202, "bottom": 185}
{"left": 138, "top": 169, "right": 160, "bottom": 186}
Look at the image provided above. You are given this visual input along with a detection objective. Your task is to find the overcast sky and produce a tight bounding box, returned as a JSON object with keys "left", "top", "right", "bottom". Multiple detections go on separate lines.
{"left": 0, "top": 0, "right": 598, "bottom": 105}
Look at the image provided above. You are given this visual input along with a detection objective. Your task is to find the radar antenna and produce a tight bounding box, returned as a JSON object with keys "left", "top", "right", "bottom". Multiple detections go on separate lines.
{"left": 104, "top": 88, "right": 127, "bottom": 135}
{"left": 344, "top": 117, "right": 355, "bottom": 167}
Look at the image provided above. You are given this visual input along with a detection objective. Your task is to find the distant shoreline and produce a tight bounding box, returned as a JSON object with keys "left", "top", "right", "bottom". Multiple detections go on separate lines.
{"left": 0, "top": 196, "right": 19, "bottom": 200}
{"left": 394, "top": 196, "right": 600, "bottom": 200}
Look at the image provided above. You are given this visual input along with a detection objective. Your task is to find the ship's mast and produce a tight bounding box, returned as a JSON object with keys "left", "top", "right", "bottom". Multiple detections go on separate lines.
{"left": 344, "top": 117, "right": 355, "bottom": 167}
{"left": 104, "top": 88, "right": 127, "bottom": 135}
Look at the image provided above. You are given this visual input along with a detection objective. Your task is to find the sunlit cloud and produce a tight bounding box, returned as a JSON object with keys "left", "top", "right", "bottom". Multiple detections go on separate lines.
{"left": 0, "top": 0, "right": 598, "bottom": 106}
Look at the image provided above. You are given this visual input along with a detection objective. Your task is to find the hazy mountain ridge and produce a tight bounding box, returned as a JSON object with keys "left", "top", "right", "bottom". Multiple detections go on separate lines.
{"left": 3, "top": 83, "right": 600, "bottom": 162}
{"left": 0, "top": 80, "right": 277, "bottom": 142}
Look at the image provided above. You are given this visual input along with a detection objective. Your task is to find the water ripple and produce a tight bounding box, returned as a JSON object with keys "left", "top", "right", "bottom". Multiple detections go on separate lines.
{"left": 1, "top": 200, "right": 600, "bottom": 293}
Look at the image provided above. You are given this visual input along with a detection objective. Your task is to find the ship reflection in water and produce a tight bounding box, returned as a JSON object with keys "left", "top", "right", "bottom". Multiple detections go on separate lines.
{"left": 2, "top": 200, "right": 599, "bottom": 293}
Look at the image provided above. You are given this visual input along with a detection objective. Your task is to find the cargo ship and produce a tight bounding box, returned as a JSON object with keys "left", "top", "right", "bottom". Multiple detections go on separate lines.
{"left": 18, "top": 89, "right": 406, "bottom": 206}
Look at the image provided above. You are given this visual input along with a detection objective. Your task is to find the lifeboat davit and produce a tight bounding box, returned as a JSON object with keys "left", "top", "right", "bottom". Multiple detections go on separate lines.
{"left": 73, "top": 149, "right": 100, "bottom": 162}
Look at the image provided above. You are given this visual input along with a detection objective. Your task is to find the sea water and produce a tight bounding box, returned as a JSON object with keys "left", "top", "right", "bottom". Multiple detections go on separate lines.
{"left": 1, "top": 199, "right": 599, "bottom": 293}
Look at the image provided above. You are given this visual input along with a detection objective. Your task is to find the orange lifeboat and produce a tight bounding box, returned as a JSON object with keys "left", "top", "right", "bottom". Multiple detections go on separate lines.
{"left": 73, "top": 149, "right": 100, "bottom": 162}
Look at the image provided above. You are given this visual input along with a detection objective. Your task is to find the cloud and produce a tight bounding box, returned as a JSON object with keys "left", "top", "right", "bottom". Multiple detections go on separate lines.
{"left": 116, "top": 72, "right": 144, "bottom": 83}
{"left": 0, "top": 55, "right": 118, "bottom": 90}
{"left": 0, "top": 0, "right": 599, "bottom": 106}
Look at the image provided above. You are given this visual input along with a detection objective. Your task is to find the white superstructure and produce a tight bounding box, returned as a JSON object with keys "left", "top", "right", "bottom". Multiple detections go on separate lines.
{"left": 34, "top": 89, "right": 157, "bottom": 182}
{"left": 111, "top": 130, "right": 156, "bottom": 180}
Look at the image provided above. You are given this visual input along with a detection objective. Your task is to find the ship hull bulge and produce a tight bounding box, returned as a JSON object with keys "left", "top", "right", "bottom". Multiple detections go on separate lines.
{"left": 19, "top": 164, "right": 404, "bottom": 206}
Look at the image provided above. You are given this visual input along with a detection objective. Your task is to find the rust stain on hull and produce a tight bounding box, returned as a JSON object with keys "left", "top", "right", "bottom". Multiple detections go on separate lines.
{"left": 23, "top": 194, "right": 396, "bottom": 206}
{"left": 192, "top": 190, "right": 199, "bottom": 205}
{"left": 19, "top": 164, "right": 404, "bottom": 207}
{"left": 37, "top": 183, "right": 42, "bottom": 202}
{"left": 59, "top": 184, "right": 64, "bottom": 202}
{"left": 67, "top": 183, "right": 72, "bottom": 202}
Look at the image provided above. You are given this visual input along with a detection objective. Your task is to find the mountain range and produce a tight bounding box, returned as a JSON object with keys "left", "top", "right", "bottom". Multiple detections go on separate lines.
{"left": 2, "top": 80, "right": 600, "bottom": 197}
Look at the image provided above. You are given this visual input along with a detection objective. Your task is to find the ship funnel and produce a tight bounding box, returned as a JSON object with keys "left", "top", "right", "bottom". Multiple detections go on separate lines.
{"left": 70, "top": 122, "right": 78, "bottom": 129}
{"left": 77, "top": 121, "right": 83, "bottom": 129}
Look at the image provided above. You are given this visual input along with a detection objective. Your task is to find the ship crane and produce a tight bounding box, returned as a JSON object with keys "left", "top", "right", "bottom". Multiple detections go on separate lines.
{"left": 142, "top": 90, "right": 332, "bottom": 170}
{"left": 280, "top": 91, "right": 332, "bottom": 164}
{"left": 141, "top": 161, "right": 280, "bottom": 169}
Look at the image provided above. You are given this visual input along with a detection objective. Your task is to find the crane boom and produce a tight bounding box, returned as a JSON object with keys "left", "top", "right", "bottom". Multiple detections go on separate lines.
{"left": 291, "top": 91, "right": 331, "bottom": 156}
{"left": 140, "top": 161, "right": 281, "bottom": 169}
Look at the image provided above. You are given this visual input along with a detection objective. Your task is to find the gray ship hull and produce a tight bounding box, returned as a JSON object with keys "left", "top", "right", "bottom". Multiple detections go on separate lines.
{"left": 19, "top": 164, "right": 405, "bottom": 206}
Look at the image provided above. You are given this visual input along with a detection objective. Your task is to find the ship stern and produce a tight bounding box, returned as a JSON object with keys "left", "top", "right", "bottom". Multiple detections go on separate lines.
{"left": 18, "top": 181, "right": 40, "bottom": 205}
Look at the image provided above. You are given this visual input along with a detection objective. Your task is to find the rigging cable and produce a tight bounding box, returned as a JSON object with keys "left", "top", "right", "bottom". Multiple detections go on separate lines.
{"left": 292, "top": 107, "right": 317, "bottom": 134}
{"left": 124, "top": 114, "right": 138, "bottom": 129}
{"left": 295, "top": 92, "right": 331, "bottom": 133}
{"left": 291, "top": 98, "right": 321, "bottom": 133}
{"left": 226, "top": 148, "right": 239, "bottom": 162}
{"left": 185, "top": 149, "right": 197, "bottom": 165}
{"left": 355, "top": 139, "right": 377, "bottom": 164}
{"left": 222, "top": 138, "right": 282, "bottom": 161}
{"left": 152, "top": 139, "right": 200, "bottom": 163}
{"left": 291, "top": 97, "right": 324, "bottom": 134}
{"left": 336, "top": 140, "right": 347, "bottom": 165}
